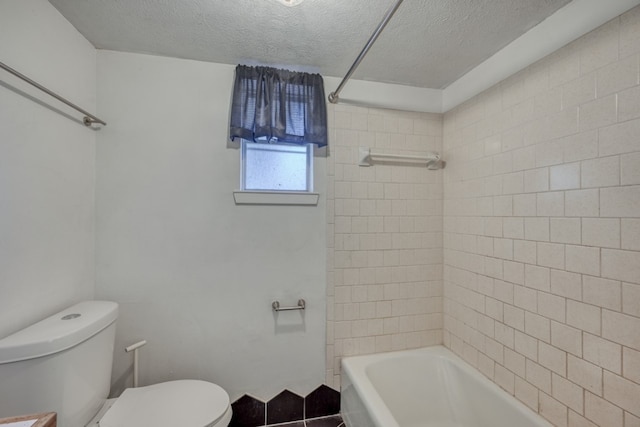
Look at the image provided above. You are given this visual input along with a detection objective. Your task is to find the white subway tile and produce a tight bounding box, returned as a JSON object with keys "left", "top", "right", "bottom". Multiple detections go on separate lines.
{"left": 597, "top": 55, "right": 639, "bottom": 98}
{"left": 495, "top": 364, "right": 515, "bottom": 394}
{"left": 563, "top": 131, "right": 599, "bottom": 163}
{"left": 551, "top": 321, "right": 582, "bottom": 357}
{"left": 539, "top": 392, "right": 568, "bottom": 427}
{"left": 562, "top": 73, "right": 596, "bottom": 109}
{"left": 539, "top": 341, "right": 567, "bottom": 376}
{"left": 538, "top": 291, "right": 566, "bottom": 322}
{"left": 622, "top": 220, "right": 640, "bottom": 251}
{"left": 620, "top": 7, "right": 640, "bottom": 57}
{"left": 621, "top": 152, "right": 640, "bottom": 185}
{"left": 504, "top": 261, "right": 525, "bottom": 285}
{"left": 603, "top": 309, "right": 640, "bottom": 349}
{"left": 601, "top": 186, "right": 640, "bottom": 218}
{"left": 623, "top": 347, "right": 640, "bottom": 383}
{"left": 569, "top": 355, "right": 603, "bottom": 395}
{"left": 550, "top": 269, "right": 582, "bottom": 300}
{"left": 584, "top": 333, "right": 622, "bottom": 375}
{"left": 622, "top": 283, "right": 640, "bottom": 317}
{"left": 581, "top": 156, "right": 620, "bottom": 188}
{"left": 537, "top": 242, "right": 566, "bottom": 270}
{"left": 485, "top": 217, "right": 504, "bottom": 238}
{"left": 567, "top": 300, "right": 601, "bottom": 335}
{"left": 583, "top": 275, "right": 622, "bottom": 311}
{"left": 360, "top": 302, "right": 377, "bottom": 319}
{"left": 578, "top": 95, "right": 617, "bottom": 132}
{"left": 526, "top": 359, "right": 552, "bottom": 393}
{"left": 525, "top": 311, "right": 551, "bottom": 342}
{"left": 565, "top": 189, "right": 599, "bottom": 217}
{"left": 603, "top": 371, "right": 640, "bottom": 417}
{"left": 525, "top": 217, "right": 550, "bottom": 242}
{"left": 515, "top": 377, "right": 539, "bottom": 411}
{"left": 504, "top": 217, "right": 525, "bottom": 239}
{"left": 526, "top": 264, "right": 551, "bottom": 292}
{"left": 552, "top": 373, "right": 584, "bottom": 414}
{"left": 582, "top": 218, "right": 621, "bottom": 249}
{"left": 494, "top": 195, "right": 514, "bottom": 216}
{"left": 494, "top": 238, "right": 514, "bottom": 260}
{"left": 383, "top": 317, "right": 398, "bottom": 334}
{"left": 548, "top": 107, "right": 579, "bottom": 140}
{"left": 514, "top": 239, "right": 537, "bottom": 264}
{"left": 568, "top": 410, "right": 598, "bottom": 427}
{"left": 516, "top": 330, "right": 539, "bottom": 361}
{"left": 503, "top": 127, "right": 526, "bottom": 152}
{"left": 493, "top": 280, "right": 514, "bottom": 304}
{"left": 618, "top": 85, "right": 640, "bottom": 122}
{"left": 525, "top": 168, "right": 550, "bottom": 193}
{"left": 537, "top": 192, "right": 565, "bottom": 217}
{"left": 514, "top": 194, "right": 537, "bottom": 216}
{"left": 514, "top": 285, "right": 538, "bottom": 312}
{"left": 536, "top": 139, "right": 565, "bottom": 168}
{"left": 599, "top": 118, "right": 640, "bottom": 156}
{"left": 495, "top": 321, "right": 515, "bottom": 348}
{"left": 551, "top": 164, "right": 581, "bottom": 191}
{"left": 579, "top": 19, "right": 620, "bottom": 75}
{"left": 550, "top": 218, "right": 582, "bottom": 244}
{"left": 513, "top": 146, "right": 537, "bottom": 172}
{"left": 503, "top": 172, "right": 525, "bottom": 195}
{"left": 626, "top": 411, "right": 640, "bottom": 427}
{"left": 585, "top": 391, "right": 623, "bottom": 427}
{"left": 493, "top": 152, "right": 513, "bottom": 175}
{"left": 602, "top": 249, "right": 640, "bottom": 284}
{"left": 566, "top": 245, "right": 600, "bottom": 276}
{"left": 550, "top": 47, "right": 581, "bottom": 88}
{"left": 504, "top": 305, "right": 525, "bottom": 332}
{"left": 525, "top": 63, "right": 551, "bottom": 99}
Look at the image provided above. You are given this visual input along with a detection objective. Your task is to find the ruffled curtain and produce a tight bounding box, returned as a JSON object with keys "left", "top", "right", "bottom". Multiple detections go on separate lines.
{"left": 229, "top": 65, "right": 328, "bottom": 147}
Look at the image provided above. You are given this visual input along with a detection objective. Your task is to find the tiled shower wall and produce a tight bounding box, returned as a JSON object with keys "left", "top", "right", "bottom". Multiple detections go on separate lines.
{"left": 443, "top": 8, "right": 640, "bottom": 427}
{"left": 326, "top": 104, "right": 444, "bottom": 388}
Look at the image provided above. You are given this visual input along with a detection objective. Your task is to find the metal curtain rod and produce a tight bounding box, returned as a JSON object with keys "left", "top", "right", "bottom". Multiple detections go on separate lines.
{"left": 328, "top": 0, "right": 404, "bottom": 104}
{"left": 0, "top": 60, "right": 106, "bottom": 126}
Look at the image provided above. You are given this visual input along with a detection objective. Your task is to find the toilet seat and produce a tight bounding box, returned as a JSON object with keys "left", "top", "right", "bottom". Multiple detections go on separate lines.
{"left": 98, "top": 380, "right": 231, "bottom": 427}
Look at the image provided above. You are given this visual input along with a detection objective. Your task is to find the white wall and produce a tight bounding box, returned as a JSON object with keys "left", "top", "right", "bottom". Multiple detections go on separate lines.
{"left": 0, "top": 0, "right": 96, "bottom": 338}
{"left": 95, "top": 51, "right": 327, "bottom": 400}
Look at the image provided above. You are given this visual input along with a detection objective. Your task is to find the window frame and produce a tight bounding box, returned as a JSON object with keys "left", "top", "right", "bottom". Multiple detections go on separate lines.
{"left": 233, "top": 140, "right": 319, "bottom": 206}
{"left": 240, "top": 140, "right": 314, "bottom": 193}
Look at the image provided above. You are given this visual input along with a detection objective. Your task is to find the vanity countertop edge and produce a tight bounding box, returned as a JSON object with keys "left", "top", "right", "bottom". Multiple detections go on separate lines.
{"left": 0, "top": 412, "right": 56, "bottom": 427}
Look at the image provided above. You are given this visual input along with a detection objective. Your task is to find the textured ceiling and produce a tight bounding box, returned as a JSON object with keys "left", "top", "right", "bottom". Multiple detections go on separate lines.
{"left": 48, "top": 0, "right": 572, "bottom": 89}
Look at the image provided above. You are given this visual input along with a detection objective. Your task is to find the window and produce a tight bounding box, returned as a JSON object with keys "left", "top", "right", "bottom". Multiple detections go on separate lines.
{"left": 241, "top": 140, "right": 313, "bottom": 192}
{"left": 230, "top": 65, "right": 326, "bottom": 205}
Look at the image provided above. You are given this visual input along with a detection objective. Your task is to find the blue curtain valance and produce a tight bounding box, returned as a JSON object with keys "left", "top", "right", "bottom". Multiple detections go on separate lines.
{"left": 229, "top": 65, "right": 328, "bottom": 147}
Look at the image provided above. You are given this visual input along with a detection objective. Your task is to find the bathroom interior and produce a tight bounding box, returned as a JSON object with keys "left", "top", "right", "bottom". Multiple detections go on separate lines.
{"left": 1, "top": 0, "right": 639, "bottom": 426}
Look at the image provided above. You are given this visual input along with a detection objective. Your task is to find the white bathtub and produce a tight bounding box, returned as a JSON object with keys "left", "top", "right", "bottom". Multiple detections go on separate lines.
{"left": 341, "top": 346, "right": 552, "bottom": 427}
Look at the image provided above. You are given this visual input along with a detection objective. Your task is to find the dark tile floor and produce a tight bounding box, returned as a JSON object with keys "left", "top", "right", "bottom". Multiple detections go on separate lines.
{"left": 268, "top": 415, "right": 343, "bottom": 427}
{"left": 230, "top": 386, "right": 341, "bottom": 427}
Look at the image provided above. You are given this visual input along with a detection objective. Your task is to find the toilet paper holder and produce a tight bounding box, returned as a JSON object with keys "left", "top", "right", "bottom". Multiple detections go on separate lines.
{"left": 272, "top": 299, "right": 306, "bottom": 312}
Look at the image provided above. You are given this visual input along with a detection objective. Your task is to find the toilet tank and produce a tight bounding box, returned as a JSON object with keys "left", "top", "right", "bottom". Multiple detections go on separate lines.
{"left": 0, "top": 301, "right": 118, "bottom": 427}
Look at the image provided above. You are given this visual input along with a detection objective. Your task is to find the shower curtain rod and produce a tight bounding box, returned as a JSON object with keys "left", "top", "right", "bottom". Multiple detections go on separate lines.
{"left": 328, "top": 0, "right": 404, "bottom": 104}
{"left": 0, "top": 60, "right": 106, "bottom": 126}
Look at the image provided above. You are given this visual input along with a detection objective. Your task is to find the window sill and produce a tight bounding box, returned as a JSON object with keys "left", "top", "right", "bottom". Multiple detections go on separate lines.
{"left": 233, "top": 191, "right": 319, "bottom": 206}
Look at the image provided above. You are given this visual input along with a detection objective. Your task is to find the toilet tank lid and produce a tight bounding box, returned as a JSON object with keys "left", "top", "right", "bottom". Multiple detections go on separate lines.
{"left": 0, "top": 301, "right": 118, "bottom": 364}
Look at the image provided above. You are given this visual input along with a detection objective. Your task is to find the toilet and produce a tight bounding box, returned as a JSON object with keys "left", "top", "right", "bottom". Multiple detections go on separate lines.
{"left": 0, "top": 301, "right": 232, "bottom": 427}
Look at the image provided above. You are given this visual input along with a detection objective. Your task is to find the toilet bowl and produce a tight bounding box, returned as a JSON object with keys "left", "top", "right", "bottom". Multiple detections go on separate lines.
{"left": 0, "top": 301, "right": 231, "bottom": 427}
{"left": 93, "top": 380, "right": 232, "bottom": 427}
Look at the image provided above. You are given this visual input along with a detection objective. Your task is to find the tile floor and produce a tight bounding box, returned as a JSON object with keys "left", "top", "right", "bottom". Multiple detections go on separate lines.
{"left": 268, "top": 415, "right": 343, "bottom": 427}
{"left": 230, "top": 385, "right": 341, "bottom": 427}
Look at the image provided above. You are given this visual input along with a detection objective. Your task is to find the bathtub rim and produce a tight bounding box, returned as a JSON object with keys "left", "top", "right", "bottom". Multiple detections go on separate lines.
{"left": 341, "top": 345, "right": 553, "bottom": 427}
